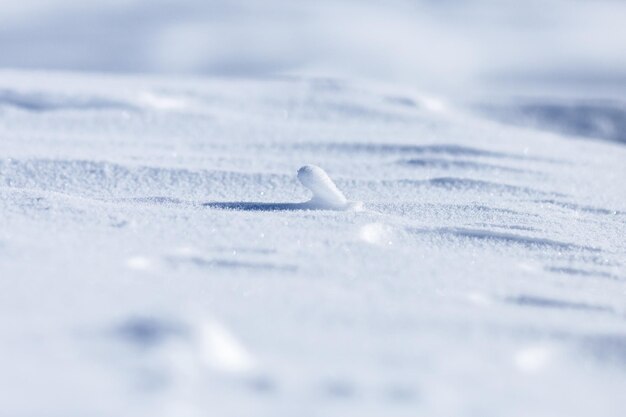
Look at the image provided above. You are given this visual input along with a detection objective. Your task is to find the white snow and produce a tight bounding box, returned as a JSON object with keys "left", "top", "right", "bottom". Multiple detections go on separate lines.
{"left": 297, "top": 165, "right": 350, "bottom": 210}
{"left": 514, "top": 344, "right": 556, "bottom": 374}
{"left": 198, "top": 318, "right": 257, "bottom": 374}
{"left": 0, "top": 68, "right": 625, "bottom": 417}
{"left": 3, "top": 0, "right": 626, "bottom": 97}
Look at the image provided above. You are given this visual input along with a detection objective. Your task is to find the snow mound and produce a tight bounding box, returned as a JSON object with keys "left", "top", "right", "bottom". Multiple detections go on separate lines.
{"left": 297, "top": 164, "right": 350, "bottom": 210}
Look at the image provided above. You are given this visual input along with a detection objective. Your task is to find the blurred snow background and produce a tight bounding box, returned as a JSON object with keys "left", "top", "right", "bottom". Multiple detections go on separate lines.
{"left": 2, "top": 0, "right": 626, "bottom": 95}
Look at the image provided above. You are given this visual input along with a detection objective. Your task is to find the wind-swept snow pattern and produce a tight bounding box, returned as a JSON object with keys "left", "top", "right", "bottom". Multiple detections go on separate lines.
{"left": 1, "top": 70, "right": 626, "bottom": 417}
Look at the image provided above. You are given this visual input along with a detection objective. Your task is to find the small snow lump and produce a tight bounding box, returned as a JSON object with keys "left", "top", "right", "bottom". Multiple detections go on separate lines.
{"left": 297, "top": 165, "right": 349, "bottom": 210}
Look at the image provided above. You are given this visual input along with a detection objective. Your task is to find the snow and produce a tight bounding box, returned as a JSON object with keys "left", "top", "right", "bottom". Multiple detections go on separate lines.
{"left": 3, "top": 0, "right": 625, "bottom": 412}
{"left": 0, "top": 68, "right": 625, "bottom": 416}
{"left": 297, "top": 165, "right": 350, "bottom": 210}
{"left": 3, "top": 0, "right": 626, "bottom": 95}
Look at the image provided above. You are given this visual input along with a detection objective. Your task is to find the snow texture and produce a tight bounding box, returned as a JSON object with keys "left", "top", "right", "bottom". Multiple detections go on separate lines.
{"left": 0, "top": 69, "right": 626, "bottom": 417}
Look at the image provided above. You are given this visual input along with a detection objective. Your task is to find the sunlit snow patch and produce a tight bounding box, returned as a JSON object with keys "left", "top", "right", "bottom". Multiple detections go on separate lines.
{"left": 514, "top": 344, "right": 555, "bottom": 374}
{"left": 466, "top": 291, "right": 493, "bottom": 307}
{"left": 359, "top": 222, "right": 394, "bottom": 246}
{"left": 114, "top": 315, "right": 257, "bottom": 379}
{"left": 198, "top": 319, "right": 256, "bottom": 373}
{"left": 126, "top": 256, "right": 154, "bottom": 271}
{"left": 137, "top": 91, "right": 189, "bottom": 111}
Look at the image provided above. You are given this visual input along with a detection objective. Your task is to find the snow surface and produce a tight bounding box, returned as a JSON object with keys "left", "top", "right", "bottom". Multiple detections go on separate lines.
{"left": 1, "top": 69, "right": 626, "bottom": 416}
